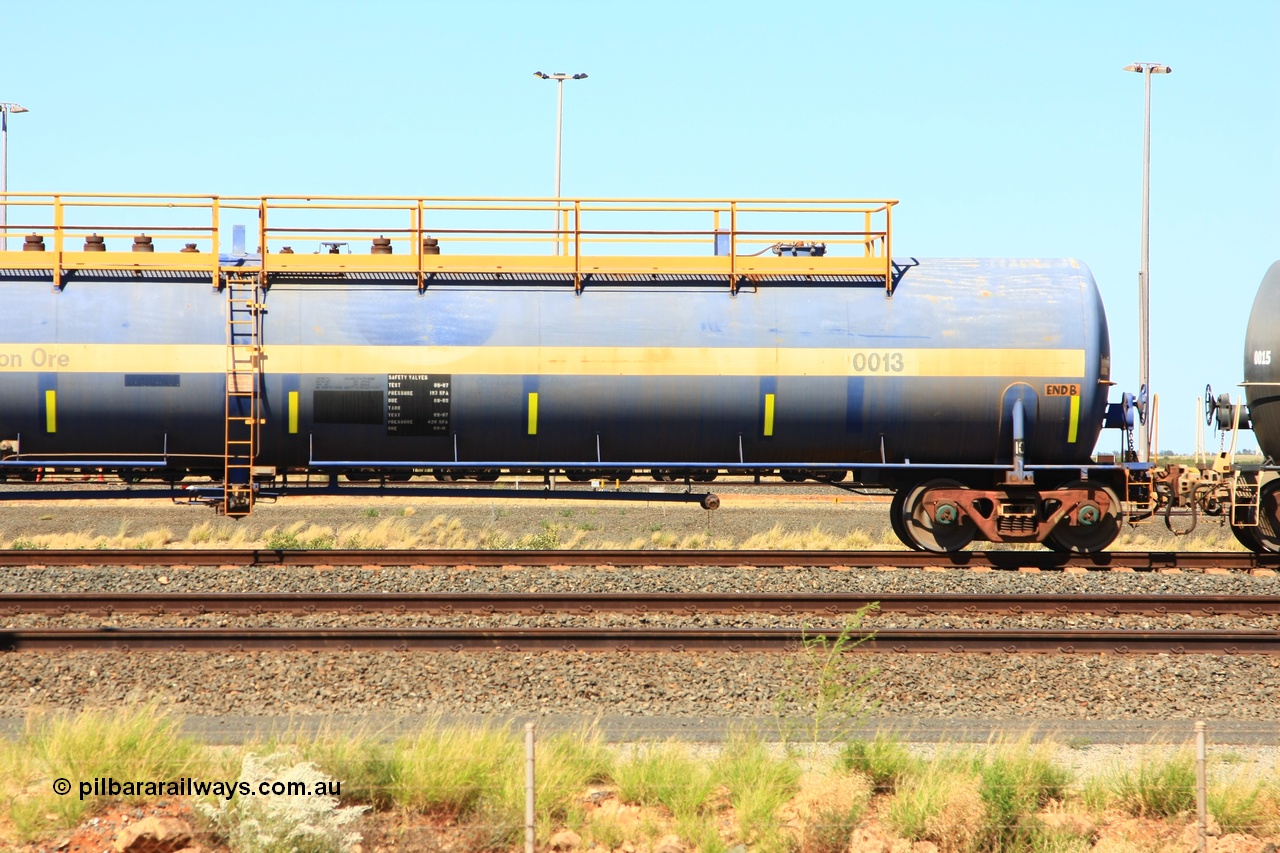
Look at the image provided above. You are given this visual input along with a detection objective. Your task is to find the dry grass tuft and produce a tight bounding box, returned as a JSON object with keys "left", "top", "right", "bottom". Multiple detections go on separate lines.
{"left": 790, "top": 770, "right": 872, "bottom": 853}
{"left": 887, "top": 766, "right": 987, "bottom": 853}
{"left": 740, "top": 524, "right": 900, "bottom": 551}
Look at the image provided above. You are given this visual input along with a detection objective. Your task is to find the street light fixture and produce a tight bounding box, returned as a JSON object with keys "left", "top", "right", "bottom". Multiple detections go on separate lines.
{"left": 534, "top": 72, "right": 588, "bottom": 253}
{"left": 1122, "top": 62, "right": 1171, "bottom": 462}
{"left": 0, "top": 102, "right": 30, "bottom": 252}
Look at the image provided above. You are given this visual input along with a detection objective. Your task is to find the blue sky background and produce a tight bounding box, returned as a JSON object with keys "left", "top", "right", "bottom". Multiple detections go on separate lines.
{"left": 3, "top": 0, "right": 1276, "bottom": 452}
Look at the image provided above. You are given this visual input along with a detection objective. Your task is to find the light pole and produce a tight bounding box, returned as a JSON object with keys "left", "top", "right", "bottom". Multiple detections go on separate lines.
{"left": 1123, "top": 62, "right": 1170, "bottom": 462}
{"left": 1, "top": 102, "right": 30, "bottom": 252}
{"left": 534, "top": 71, "right": 587, "bottom": 253}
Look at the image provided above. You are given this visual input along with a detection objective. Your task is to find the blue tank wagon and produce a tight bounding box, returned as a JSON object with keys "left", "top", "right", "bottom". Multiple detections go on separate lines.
{"left": 0, "top": 194, "right": 1142, "bottom": 552}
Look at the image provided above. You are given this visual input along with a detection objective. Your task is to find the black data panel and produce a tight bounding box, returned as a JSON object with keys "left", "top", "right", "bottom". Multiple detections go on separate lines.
{"left": 387, "top": 374, "right": 451, "bottom": 436}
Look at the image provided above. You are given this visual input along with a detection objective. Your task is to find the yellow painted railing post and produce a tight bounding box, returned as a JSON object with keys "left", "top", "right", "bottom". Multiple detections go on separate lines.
{"left": 573, "top": 200, "right": 582, "bottom": 293}
{"left": 561, "top": 206, "right": 569, "bottom": 257}
{"left": 52, "top": 195, "right": 62, "bottom": 291}
{"left": 884, "top": 203, "right": 893, "bottom": 296}
{"left": 211, "top": 196, "right": 220, "bottom": 289}
{"left": 258, "top": 198, "right": 268, "bottom": 274}
{"left": 864, "top": 210, "right": 871, "bottom": 257}
{"left": 414, "top": 199, "right": 424, "bottom": 292}
{"left": 729, "top": 201, "right": 737, "bottom": 294}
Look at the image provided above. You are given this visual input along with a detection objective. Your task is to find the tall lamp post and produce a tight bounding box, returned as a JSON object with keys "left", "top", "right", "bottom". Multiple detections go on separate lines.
{"left": 1123, "top": 62, "right": 1170, "bottom": 462}
{"left": 534, "top": 72, "right": 587, "bottom": 253}
{"left": 1, "top": 102, "right": 30, "bottom": 252}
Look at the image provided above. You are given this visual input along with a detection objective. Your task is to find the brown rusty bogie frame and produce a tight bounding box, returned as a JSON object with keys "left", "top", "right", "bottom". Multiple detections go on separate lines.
{"left": 921, "top": 486, "right": 1115, "bottom": 545}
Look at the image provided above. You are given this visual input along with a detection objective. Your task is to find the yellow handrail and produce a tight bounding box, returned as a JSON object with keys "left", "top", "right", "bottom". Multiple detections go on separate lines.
{"left": 0, "top": 192, "right": 900, "bottom": 293}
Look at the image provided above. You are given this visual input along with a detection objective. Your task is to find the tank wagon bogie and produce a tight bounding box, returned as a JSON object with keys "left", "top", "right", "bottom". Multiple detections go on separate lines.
{"left": 6, "top": 192, "right": 1269, "bottom": 553}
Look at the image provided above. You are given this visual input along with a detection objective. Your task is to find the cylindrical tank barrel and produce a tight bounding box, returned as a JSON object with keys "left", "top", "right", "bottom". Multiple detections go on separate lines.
{"left": 0, "top": 258, "right": 1110, "bottom": 480}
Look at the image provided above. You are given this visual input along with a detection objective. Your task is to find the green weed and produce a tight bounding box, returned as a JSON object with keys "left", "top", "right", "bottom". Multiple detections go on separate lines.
{"left": 613, "top": 741, "right": 717, "bottom": 819}
{"left": 1083, "top": 748, "right": 1194, "bottom": 818}
{"left": 714, "top": 733, "right": 802, "bottom": 851}
{"left": 837, "top": 733, "right": 920, "bottom": 793}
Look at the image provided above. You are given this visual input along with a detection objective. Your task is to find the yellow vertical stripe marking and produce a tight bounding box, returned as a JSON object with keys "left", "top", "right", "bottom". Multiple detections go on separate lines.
{"left": 527, "top": 392, "right": 539, "bottom": 435}
{"left": 763, "top": 393, "right": 775, "bottom": 437}
{"left": 288, "top": 391, "right": 299, "bottom": 434}
{"left": 45, "top": 390, "right": 57, "bottom": 433}
{"left": 1067, "top": 394, "right": 1080, "bottom": 443}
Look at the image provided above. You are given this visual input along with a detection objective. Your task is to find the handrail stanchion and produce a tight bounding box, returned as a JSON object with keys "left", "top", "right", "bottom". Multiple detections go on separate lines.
{"left": 884, "top": 203, "right": 893, "bottom": 297}
{"left": 211, "top": 196, "right": 221, "bottom": 290}
{"left": 258, "top": 198, "right": 268, "bottom": 275}
{"left": 575, "top": 201, "right": 584, "bottom": 292}
{"left": 52, "top": 195, "right": 62, "bottom": 291}
{"left": 729, "top": 201, "right": 738, "bottom": 295}
{"left": 413, "top": 200, "right": 424, "bottom": 293}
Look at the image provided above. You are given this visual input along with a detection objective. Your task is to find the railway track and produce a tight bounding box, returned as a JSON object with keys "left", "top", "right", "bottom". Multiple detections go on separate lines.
{"left": 0, "top": 548, "right": 1277, "bottom": 570}
{"left": 3, "top": 591, "right": 1278, "bottom": 654}
{"left": 2, "top": 626, "right": 1276, "bottom": 654}
{"left": 4, "top": 591, "right": 1280, "bottom": 616}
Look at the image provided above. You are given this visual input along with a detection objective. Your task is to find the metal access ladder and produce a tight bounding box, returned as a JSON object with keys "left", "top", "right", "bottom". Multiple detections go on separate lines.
{"left": 223, "top": 269, "right": 264, "bottom": 516}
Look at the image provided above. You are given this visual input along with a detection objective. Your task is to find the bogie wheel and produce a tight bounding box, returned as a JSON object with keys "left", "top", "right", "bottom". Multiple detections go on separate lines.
{"left": 1047, "top": 479, "right": 1121, "bottom": 553}
{"left": 1253, "top": 480, "right": 1280, "bottom": 553}
{"left": 901, "top": 478, "right": 976, "bottom": 553}
{"left": 889, "top": 490, "right": 912, "bottom": 549}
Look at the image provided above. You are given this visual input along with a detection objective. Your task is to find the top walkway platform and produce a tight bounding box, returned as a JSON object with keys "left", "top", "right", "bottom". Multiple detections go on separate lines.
{"left": 0, "top": 193, "right": 898, "bottom": 294}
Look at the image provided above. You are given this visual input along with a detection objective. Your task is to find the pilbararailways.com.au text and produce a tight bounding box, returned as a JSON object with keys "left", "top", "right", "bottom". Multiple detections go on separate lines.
{"left": 57, "top": 777, "right": 342, "bottom": 801}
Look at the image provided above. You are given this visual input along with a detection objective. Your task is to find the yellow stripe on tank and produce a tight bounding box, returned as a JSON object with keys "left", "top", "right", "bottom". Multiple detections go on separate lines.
{"left": 45, "top": 390, "right": 56, "bottom": 433}
{"left": 0, "top": 345, "right": 1087, "bottom": 378}
{"left": 527, "top": 392, "right": 539, "bottom": 435}
{"left": 763, "top": 393, "right": 776, "bottom": 437}
{"left": 1067, "top": 394, "right": 1081, "bottom": 443}
{"left": 288, "top": 391, "right": 299, "bottom": 434}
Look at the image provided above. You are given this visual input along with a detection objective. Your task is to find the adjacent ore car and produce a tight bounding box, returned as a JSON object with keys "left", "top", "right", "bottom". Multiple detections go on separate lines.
{"left": 0, "top": 194, "right": 1275, "bottom": 553}
{"left": 1234, "top": 260, "right": 1280, "bottom": 552}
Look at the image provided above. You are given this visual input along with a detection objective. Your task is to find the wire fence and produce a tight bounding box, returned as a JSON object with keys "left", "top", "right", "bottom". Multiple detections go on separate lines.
{"left": 10, "top": 713, "right": 1278, "bottom": 850}
{"left": 243, "top": 718, "right": 1280, "bottom": 851}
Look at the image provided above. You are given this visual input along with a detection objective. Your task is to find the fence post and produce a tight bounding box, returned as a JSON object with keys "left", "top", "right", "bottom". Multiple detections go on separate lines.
{"left": 525, "top": 722, "right": 536, "bottom": 853}
{"left": 1195, "top": 720, "right": 1207, "bottom": 853}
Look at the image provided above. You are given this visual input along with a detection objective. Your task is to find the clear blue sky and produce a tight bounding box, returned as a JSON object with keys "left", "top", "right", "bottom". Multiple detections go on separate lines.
{"left": 3, "top": 0, "right": 1277, "bottom": 453}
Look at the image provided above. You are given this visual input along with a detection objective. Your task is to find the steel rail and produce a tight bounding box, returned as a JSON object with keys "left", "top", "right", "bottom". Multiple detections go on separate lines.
{"left": 4, "top": 592, "right": 1280, "bottom": 617}
{"left": 1, "top": 626, "right": 1277, "bottom": 654}
{"left": 0, "top": 549, "right": 1276, "bottom": 570}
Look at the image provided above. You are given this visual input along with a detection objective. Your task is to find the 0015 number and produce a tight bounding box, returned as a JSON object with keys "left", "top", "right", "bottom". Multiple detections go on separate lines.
{"left": 851, "top": 352, "right": 905, "bottom": 373}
